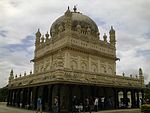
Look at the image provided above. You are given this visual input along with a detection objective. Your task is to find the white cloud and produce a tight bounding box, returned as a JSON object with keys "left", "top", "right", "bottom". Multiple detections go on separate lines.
{"left": 0, "top": 0, "right": 150, "bottom": 87}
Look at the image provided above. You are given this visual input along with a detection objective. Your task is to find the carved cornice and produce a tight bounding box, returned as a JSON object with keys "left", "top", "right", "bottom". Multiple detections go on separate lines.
{"left": 8, "top": 68, "right": 145, "bottom": 89}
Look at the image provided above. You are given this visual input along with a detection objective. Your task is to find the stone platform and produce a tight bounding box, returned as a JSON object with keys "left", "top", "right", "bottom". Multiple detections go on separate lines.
{"left": 0, "top": 104, "right": 141, "bottom": 113}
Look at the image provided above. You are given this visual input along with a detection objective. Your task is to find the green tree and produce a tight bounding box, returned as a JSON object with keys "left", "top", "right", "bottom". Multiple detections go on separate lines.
{"left": 145, "top": 82, "right": 150, "bottom": 100}
{"left": 0, "top": 86, "right": 8, "bottom": 102}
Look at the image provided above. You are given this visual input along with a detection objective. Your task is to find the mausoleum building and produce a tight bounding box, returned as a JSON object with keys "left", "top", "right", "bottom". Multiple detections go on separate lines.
{"left": 7, "top": 7, "right": 145, "bottom": 112}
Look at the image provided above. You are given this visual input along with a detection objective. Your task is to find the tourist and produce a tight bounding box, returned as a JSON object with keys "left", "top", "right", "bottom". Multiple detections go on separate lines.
{"left": 78, "top": 103, "right": 83, "bottom": 112}
{"left": 139, "top": 98, "right": 142, "bottom": 108}
{"left": 72, "top": 96, "right": 78, "bottom": 113}
{"left": 85, "top": 98, "right": 90, "bottom": 112}
{"left": 100, "top": 97, "right": 105, "bottom": 109}
{"left": 94, "top": 97, "right": 98, "bottom": 112}
{"left": 89, "top": 97, "right": 93, "bottom": 113}
{"left": 53, "top": 96, "right": 59, "bottom": 113}
{"left": 107, "top": 97, "right": 112, "bottom": 109}
{"left": 36, "top": 96, "right": 42, "bottom": 113}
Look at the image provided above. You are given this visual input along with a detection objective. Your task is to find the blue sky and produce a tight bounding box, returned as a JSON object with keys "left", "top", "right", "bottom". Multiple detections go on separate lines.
{"left": 0, "top": 0, "right": 150, "bottom": 87}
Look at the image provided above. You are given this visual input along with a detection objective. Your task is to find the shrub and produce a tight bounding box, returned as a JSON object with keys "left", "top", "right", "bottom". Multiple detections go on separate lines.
{"left": 141, "top": 104, "right": 150, "bottom": 113}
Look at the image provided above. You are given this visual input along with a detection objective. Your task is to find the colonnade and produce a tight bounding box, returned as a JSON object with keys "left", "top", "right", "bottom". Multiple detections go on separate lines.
{"left": 7, "top": 84, "right": 144, "bottom": 112}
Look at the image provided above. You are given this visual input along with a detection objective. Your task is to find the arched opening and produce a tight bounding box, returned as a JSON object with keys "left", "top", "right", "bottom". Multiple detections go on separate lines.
{"left": 42, "top": 86, "right": 49, "bottom": 111}
{"left": 139, "top": 92, "right": 142, "bottom": 107}
{"left": 118, "top": 91, "right": 123, "bottom": 108}
{"left": 127, "top": 91, "right": 132, "bottom": 108}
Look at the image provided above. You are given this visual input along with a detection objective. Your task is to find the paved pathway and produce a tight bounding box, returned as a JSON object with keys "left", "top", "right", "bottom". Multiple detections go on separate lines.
{"left": 0, "top": 104, "right": 141, "bottom": 113}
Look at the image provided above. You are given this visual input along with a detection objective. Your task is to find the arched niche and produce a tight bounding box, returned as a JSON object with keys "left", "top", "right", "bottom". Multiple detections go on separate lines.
{"left": 91, "top": 64, "right": 98, "bottom": 73}
{"left": 101, "top": 66, "right": 106, "bottom": 73}
{"left": 108, "top": 67, "right": 113, "bottom": 75}
{"left": 81, "top": 62, "right": 87, "bottom": 71}
{"left": 70, "top": 60, "right": 78, "bottom": 70}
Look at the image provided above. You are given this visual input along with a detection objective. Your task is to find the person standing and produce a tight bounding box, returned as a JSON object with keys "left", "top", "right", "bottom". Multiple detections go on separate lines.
{"left": 53, "top": 96, "right": 59, "bottom": 113}
{"left": 94, "top": 98, "right": 98, "bottom": 112}
{"left": 36, "top": 96, "right": 42, "bottom": 113}
{"left": 89, "top": 97, "right": 93, "bottom": 113}
{"left": 72, "top": 96, "right": 77, "bottom": 113}
{"left": 101, "top": 97, "right": 105, "bottom": 109}
{"left": 85, "top": 98, "right": 90, "bottom": 112}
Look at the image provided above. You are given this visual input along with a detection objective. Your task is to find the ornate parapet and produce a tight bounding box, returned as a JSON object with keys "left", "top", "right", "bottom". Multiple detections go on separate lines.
{"left": 34, "top": 30, "right": 116, "bottom": 62}
{"left": 8, "top": 68, "right": 144, "bottom": 89}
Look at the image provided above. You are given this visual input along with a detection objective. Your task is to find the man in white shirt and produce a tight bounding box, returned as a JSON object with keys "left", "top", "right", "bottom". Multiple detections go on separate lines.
{"left": 94, "top": 98, "right": 99, "bottom": 112}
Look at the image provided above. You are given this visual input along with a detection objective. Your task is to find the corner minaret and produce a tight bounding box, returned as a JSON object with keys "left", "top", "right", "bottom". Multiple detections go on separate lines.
{"left": 109, "top": 26, "right": 116, "bottom": 46}
{"left": 9, "top": 69, "right": 14, "bottom": 82}
{"left": 64, "top": 7, "right": 72, "bottom": 31}
{"left": 35, "top": 28, "right": 41, "bottom": 48}
{"left": 139, "top": 68, "right": 144, "bottom": 85}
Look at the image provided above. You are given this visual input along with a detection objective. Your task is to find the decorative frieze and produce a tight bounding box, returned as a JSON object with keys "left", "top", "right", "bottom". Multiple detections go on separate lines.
{"left": 9, "top": 68, "right": 144, "bottom": 89}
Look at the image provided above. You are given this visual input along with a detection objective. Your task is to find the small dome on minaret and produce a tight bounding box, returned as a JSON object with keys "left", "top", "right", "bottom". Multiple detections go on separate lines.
{"left": 36, "top": 28, "right": 41, "bottom": 37}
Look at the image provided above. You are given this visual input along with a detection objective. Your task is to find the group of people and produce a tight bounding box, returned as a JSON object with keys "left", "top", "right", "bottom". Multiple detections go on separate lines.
{"left": 36, "top": 96, "right": 112, "bottom": 113}
{"left": 36, "top": 96, "right": 58, "bottom": 113}
{"left": 72, "top": 96, "right": 112, "bottom": 113}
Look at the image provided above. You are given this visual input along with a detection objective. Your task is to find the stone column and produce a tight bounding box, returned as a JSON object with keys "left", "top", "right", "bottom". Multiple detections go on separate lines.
{"left": 7, "top": 90, "right": 10, "bottom": 106}
{"left": 24, "top": 88, "right": 28, "bottom": 108}
{"left": 57, "top": 84, "right": 61, "bottom": 112}
{"left": 13, "top": 90, "right": 17, "bottom": 106}
{"left": 141, "top": 90, "right": 144, "bottom": 104}
{"left": 22, "top": 88, "right": 26, "bottom": 108}
{"left": 9, "top": 89, "right": 13, "bottom": 106}
{"left": 91, "top": 86, "right": 94, "bottom": 98}
{"left": 42, "top": 85, "right": 49, "bottom": 111}
{"left": 48, "top": 85, "right": 53, "bottom": 111}
{"left": 29, "top": 88, "right": 33, "bottom": 109}
{"left": 131, "top": 90, "right": 135, "bottom": 108}
{"left": 123, "top": 89, "right": 128, "bottom": 108}
{"left": 26, "top": 88, "right": 29, "bottom": 107}
{"left": 136, "top": 91, "right": 139, "bottom": 108}
{"left": 80, "top": 86, "right": 84, "bottom": 103}
{"left": 69, "top": 85, "right": 73, "bottom": 112}
{"left": 27, "top": 87, "right": 32, "bottom": 109}
{"left": 32, "top": 87, "right": 38, "bottom": 110}
{"left": 11, "top": 90, "right": 14, "bottom": 106}
{"left": 19, "top": 89, "right": 23, "bottom": 108}
{"left": 17, "top": 89, "right": 21, "bottom": 107}
{"left": 114, "top": 88, "right": 119, "bottom": 109}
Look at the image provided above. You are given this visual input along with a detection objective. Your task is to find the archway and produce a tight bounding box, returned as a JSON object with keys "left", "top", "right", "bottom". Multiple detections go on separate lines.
{"left": 127, "top": 91, "right": 132, "bottom": 108}
{"left": 118, "top": 91, "right": 123, "bottom": 108}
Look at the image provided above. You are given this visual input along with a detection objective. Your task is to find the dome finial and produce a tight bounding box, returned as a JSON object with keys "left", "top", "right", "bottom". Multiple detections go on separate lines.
{"left": 73, "top": 5, "right": 77, "bottom": 12}
{"left": 65, "top": 6, "right": 71, "bottom": 16}
{"left": 111, "top": 26, "right": 113, "bottom": 29}
{"left": 139, "top": 68, "right": 143, "bottom": 76}
{"left": 103, "top": 33, "right": 107, "bottom": 42}
{"left": 110, "top": 26, "right": 115, "bottom": 32}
